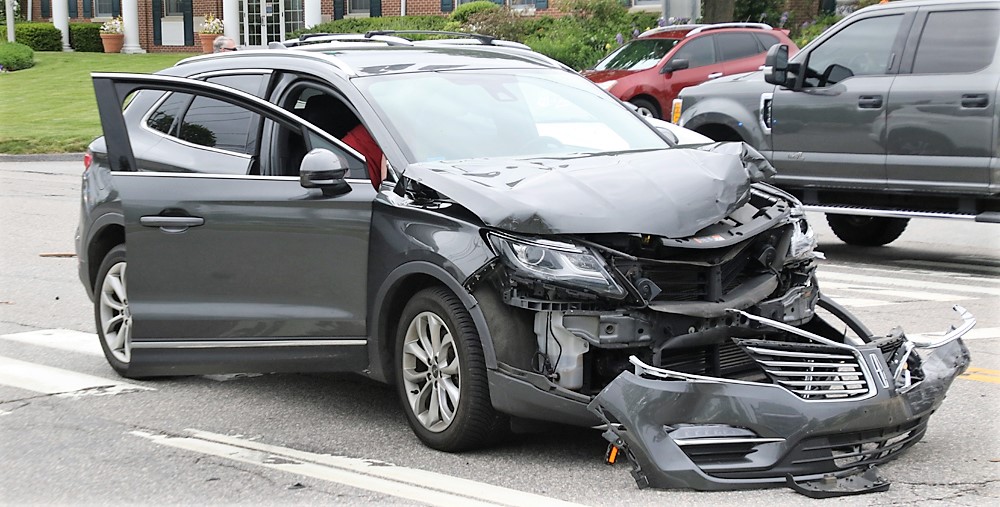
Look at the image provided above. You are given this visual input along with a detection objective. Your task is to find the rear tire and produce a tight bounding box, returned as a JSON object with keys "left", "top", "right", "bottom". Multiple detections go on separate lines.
{"left": 826, "top": 215, "right": 909, "bottom": 246}
{"left": 395, "top": 286, "right": 507, "bottom": 452}
{"left": 629, "top": 98, "right": 659, "bottom": 119}
{"left": 94, "top": 244, "right": 136, "bottom": 377}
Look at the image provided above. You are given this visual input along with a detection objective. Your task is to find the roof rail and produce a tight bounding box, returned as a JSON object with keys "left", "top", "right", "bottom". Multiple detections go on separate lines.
{"left": 284, "top": 33, "right": 413, "bottom": 47}
{"left": 364, "top": 30, "right": 498, "bottom": 45}
{"left": 686, "top": 23, "right": 774, "bottom": 36}
{"left": 638, "top": 24, "right": 707, "bottom": 38}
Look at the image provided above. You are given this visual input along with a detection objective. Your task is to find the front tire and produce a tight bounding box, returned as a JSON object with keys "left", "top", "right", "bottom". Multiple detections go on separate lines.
{"left": 395, "top": 287, "right": 506, "bottom": 452}
{"left": 94, "top": 244, "right": 135, "bottom": 377}
{"left": 826, "top": 214, "right": 909, "bottom": 246}
{"left": 629, "top": 98, "right": 660, "bottom": 119}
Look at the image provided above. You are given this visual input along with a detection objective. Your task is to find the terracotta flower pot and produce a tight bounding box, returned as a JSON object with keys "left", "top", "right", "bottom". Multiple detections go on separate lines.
{"left": 100, "top": 33, "right": 124, "bottom": 54}
{"left": 199, "top": 33, "right": 218, "bottom": 54}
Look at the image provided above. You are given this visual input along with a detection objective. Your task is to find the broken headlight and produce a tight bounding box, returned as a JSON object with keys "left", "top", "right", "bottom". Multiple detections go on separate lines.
{"left": 488, "top": 232, "right": 626, "bottom": 299}
{"left": 786, "top": 207, "right": 820, "bottom": 263}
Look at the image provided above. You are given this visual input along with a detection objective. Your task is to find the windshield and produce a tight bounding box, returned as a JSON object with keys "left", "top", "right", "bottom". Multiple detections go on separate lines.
{"left": 593, "top": 39, "right": 680, "bottom": 71}
{"left": 357, "top": 69, "right": 669, "bottom": 164}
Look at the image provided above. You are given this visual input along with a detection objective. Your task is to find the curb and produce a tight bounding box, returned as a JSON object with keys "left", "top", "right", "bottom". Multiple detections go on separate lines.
{"left": 0, "top": 153, "right": 86, "bottom": 162}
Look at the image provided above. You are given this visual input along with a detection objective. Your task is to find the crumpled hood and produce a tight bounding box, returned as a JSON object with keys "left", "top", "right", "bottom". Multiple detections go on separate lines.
{"left": 400, "top": 142, "right": 775, "bottom": 238}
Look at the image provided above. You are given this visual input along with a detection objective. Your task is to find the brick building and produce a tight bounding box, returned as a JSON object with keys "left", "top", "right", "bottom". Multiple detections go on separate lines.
{"left": 20, "top": 1, "right": 823, "bottom": 53}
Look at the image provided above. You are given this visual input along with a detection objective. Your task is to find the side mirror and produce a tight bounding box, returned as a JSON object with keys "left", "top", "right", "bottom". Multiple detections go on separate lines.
{"left": 300, "top": 148, "right": 350, "bottom": 194}
{"left": 763, "top": 44, "right": 789, "bottom": 86}
{"left": 661, "top": 59, "right": 689, "bottom": 74}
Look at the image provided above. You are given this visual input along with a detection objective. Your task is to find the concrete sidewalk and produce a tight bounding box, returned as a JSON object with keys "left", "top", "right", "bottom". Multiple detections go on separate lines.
{"left": 0, "top": 153, "right": 85, "bottom": 163}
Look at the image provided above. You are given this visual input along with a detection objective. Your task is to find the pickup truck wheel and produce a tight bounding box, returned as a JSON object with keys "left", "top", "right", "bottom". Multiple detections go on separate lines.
{"left": 395, "top": 286, "right": 507, "bottom": 452}
{"left": 826, "top": 215, "right": 909, "bottom": 246}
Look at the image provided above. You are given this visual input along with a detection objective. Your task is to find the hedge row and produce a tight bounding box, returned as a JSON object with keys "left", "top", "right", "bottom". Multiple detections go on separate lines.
{"left": 9, "top": 22, "right": 103, "bottom": 53}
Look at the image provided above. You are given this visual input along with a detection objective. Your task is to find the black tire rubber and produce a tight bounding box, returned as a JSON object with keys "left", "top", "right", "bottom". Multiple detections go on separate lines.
{"left": 395, "top": 286, "right": 507, "bottom": 452}
{"left": 825, "top": 214, "right": 909, "bottom": 246}
{"left": 629, "top": 98, "right": 660, "bottom": 119}
{"left": 94, "top": 244, "right": 136, "bottom": 377}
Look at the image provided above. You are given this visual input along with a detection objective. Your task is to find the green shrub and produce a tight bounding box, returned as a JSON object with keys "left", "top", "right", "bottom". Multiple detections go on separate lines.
{"left": 14, "top": 23, "right": 62, "bottom": 52}
{"left": 292, "top": 15, "right": 450, "bottom": 39}
{"left": 795, "top": 13, "right": 840, "bottom": 48}
{"left": 451, "top": 1, "right": 500, "bottom": 24}
{"left": 464, "top": 7, "right": 537, "bottom": 42}
{"left": 0, "top": 41, "right": 35, "bottom": 71}
{"left": 70, "top": 23, "right": 104, "bottom": 53}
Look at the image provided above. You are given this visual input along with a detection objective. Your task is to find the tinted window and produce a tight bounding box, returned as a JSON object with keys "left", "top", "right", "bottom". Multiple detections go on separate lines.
{"left": 672, "top": 36, "right": 716, "bottom": 68}
{"left": 912, "top": 10, "right": 1000, "bottom": 74}
{"left": 754, "top": 33, "right": 780, "bottom": 52}
{"left": 804, "top": 15, "right": 903, "bottom": 87}
{"left": 179, "top": 96, "right": 257, "bottom": 154}
{"left": 146, "top": 92, "right": 188, "bottom": 136}
{"left": 716, "top": 33, "right": 763, "bottom": 61}
{"left": 593, "top": 39, "right": 681, "bottom": 71}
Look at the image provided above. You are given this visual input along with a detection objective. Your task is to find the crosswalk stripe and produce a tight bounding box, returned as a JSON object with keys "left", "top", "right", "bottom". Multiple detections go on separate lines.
{"left": 818, "top": 296, "right": 896, "bottom": 308}
{"left": 890, "top": 259, "right": 1000, "bottom": 277}
{"left": 133, "top": 429, "right": 585, "bottom": 507}
{"left": 0, "top": 355, "right": 153, "bottom": 396}
{"left": 0, "top": 329, "right": 102, "bottom": 356}
{"left": 817, "top": 270, "right": 1000, "bottom": 297}
{"left": 820, "top": 281, "right": 973, "bottom": 302}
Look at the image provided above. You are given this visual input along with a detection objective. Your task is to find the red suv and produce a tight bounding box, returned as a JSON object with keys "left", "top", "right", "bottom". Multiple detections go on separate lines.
{"left": 583, "top": 23, "right": 797, "bottom": 120}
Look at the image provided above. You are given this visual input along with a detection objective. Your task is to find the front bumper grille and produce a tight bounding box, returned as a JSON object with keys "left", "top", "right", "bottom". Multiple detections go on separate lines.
{"left": 736, "top": 339, "right": 874, "bottom": 400}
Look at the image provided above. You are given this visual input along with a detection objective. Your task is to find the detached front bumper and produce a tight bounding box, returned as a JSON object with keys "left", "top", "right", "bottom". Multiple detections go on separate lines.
{"left": 589, "top": 307, "right": 973, "bottom": 494}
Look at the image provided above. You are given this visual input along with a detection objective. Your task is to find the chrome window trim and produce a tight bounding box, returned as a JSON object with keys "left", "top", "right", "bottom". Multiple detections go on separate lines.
{"left": 139, "top": 91, "right": 257, "bottom": 161}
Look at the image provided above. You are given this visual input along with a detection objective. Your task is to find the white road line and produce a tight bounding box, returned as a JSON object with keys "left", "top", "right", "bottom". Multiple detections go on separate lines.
{"left": 0, "top": 356, "right": 153, "bottom": 396}
{"left": 820, "top": 296, "right": 896, "bottom": 308}
{"left": 132, "top": 429, "right": 586, "bottom": 507}
{"left": 817, "top": 271, "right": 1000, "bottom": 297}
{"left": 820, "top": 281, "right": 973, "bottom": 302}
{"left": 890, "top": 259, "right": 1000, "bottom": 277}
{"left": 910, "top": 327, "right": 1000, "bottom": 342}
{"left": 821, "top": 263, "right": 1000, "bottom": 287}
{"left": 0, "top": 329, "right": 102, "bottom": 356}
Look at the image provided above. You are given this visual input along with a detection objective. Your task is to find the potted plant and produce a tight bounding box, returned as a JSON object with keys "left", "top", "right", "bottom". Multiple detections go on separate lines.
{"left": 100, "top": 16, "right": 124, "bottom": 53}
{"left": 199, "top": 14, "right": 225, "bottom": 53}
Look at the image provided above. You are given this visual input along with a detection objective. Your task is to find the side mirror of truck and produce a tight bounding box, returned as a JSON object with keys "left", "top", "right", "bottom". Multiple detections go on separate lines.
{"left": 763, "top": 44, "right": 789, "bottom": 86}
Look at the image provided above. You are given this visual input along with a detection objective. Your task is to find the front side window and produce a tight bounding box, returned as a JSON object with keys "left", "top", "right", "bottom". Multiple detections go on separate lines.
{"left": 593, "top": 39, "right": 680, "bottom": 71}
{"left": 912, "top": 9, "right": 1000, "bottom": 74}
{"left": 671, "top": 36, "right": 716, "bottom": 68}
{"left": 802, "top": 15, "right": 903, "bottom": 87}
{"left": 716, "top": 32, "right": 762, "bottom": 62}
{"left": 359, "top": 69, "right": 668, "bottom": 164}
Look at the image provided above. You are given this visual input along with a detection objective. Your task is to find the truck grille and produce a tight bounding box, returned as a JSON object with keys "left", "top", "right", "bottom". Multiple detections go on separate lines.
{"left": 735, "top": 339, "right": 873, "bottom": 400}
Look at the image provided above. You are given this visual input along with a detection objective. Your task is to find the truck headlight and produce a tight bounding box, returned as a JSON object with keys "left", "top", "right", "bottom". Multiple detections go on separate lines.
{"left": 488, "top": 233, "right": 626, "bottom": 299}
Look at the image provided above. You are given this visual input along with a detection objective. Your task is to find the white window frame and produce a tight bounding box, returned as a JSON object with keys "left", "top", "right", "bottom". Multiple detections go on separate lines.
{"left": 347, "top": 0, "right": 370, "bottom": 16}
{"left": 94, "top": 0, "right": 115, "bottom": 18}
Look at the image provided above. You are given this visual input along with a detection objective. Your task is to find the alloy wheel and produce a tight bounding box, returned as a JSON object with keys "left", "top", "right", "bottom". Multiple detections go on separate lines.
{"left": 401, "top": 311, "right": 461, "bottom": 433}
{"left": 98, "top": 261, "right": 131, "bottom": 363}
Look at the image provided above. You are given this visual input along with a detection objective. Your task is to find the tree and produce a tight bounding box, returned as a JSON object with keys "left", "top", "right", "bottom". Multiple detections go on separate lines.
{"left": 702, "top": 0, "right": 736, "bottom": 23}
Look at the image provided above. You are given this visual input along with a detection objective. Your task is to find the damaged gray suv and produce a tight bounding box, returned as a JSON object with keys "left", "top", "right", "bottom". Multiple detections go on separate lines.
{"left": 77, "top": 32, "right": 974, "bottom": 496}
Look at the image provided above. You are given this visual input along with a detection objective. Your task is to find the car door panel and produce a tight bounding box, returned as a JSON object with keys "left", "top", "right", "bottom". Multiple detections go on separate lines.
{"left": 92, "top": 73, "right": 375, "bottom": 364}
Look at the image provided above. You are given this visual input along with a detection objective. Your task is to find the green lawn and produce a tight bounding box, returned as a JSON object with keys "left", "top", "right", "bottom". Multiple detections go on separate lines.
{"left": 0, "top": 52, "right": 197, "bottom": 154}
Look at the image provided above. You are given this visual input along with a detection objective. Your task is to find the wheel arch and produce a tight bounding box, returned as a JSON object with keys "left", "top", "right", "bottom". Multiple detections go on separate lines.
{"left": 628, "top": 94, "right": 662, "bottom": 117}
{"left": 368, "top": 261, "right": 499, "bottom": 384}
{"left": 86, "top": 215, "right": 125, "bottom": 294}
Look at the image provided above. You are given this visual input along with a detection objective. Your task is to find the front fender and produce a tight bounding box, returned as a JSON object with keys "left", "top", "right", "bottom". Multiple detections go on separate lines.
{"left": 680, "top": 97, "right": 771, "bottom": 152}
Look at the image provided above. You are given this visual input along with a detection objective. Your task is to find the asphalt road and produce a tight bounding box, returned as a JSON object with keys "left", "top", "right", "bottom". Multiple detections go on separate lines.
{"left": 1, "top": 160, "right": 998, "bottom": 506}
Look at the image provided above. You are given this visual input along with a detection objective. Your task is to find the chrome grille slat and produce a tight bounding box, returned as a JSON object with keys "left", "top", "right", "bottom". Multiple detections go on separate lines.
{"left": 738, "top": 340, "right": 875, "bottom": 401}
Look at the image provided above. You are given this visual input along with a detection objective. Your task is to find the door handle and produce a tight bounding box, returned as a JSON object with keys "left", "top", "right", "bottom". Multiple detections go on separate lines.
{"left": 858, "top": 95, "right": 883, "bottom": 109}
{"left": 707, "top": 72, "right": 724, "bottom": 80}
{"left": 140, "top": 215, "right": 205, "bottom": 233}
{"left": 961, "top": 94, "right": 989, "bottom": 108}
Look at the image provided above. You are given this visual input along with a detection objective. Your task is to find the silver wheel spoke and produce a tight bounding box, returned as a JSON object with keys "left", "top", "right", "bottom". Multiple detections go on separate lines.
{"left": 438, "top": 380, "right": 455, "bottom": 426}
{"left": 104, "top": 314, "right": 124, "bottom": 335}
{"left": 440, "top": 356, "right": 460, "bottom": 376}
{"left": 402, "top": 367, "right": 426, "bottom": 383}
{"left": 440, "top": 377, "right": 460, "bottom": 414}
{"left": 427, "top": 314, "right": 443, "bottom": 357}
{"left": 403, "top": 341, "right": 430, "bottom": 368}
{"left": 101, "top": 291, "right": 124, "bottom": 311}
{"left": 109, "top": 320, "right": 127, "bottom": 351}
{"left": 107, "top": 275, "right": 126, "bottom": 304}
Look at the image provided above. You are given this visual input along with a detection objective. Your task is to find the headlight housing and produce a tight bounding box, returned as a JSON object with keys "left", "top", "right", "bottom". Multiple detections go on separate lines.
{"left": 488, "top": 232, "right": 626, "bottom": 299}
{"left": 786, "top": 207, "right": 819, "bottom": 263}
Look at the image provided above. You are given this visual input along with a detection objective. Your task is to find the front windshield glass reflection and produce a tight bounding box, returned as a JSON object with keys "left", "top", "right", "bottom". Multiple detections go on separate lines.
{"left": 357, "top": 69, "right": 669, "bottom": 164}
{"left": 594, "top": 39, "right": 680, "bottom": 71}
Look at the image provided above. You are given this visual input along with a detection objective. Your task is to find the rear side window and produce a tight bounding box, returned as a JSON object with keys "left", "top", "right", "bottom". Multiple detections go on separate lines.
{"left": 912, "top": 10, "right": 1000, "bottom": 74}
{"left": 672, "top": 36, "right": 716, "bottom": 68}
{"left": 754, "top": 33, "right": 780, "bottom": 52}
{"left": 146, "top": 92, "right": 188, "bottom": 136}
{"left": 716, "top": 33, "right": 762, "bottom": 61}
{"left": 180, "top": 96, "right": 257, "bottom": 154}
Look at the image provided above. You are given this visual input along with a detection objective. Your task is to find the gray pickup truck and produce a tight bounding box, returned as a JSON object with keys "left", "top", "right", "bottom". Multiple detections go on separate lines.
{"left": 675, "top": 0, "right": 1000, "bottom": 245}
